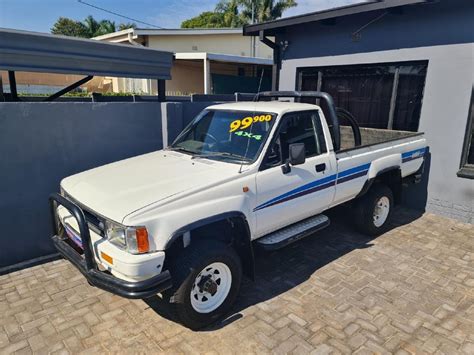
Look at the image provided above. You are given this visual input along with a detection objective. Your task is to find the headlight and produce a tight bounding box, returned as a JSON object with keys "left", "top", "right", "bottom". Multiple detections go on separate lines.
{"left": 105, "top": 220, "right": 150, "bottom": 254}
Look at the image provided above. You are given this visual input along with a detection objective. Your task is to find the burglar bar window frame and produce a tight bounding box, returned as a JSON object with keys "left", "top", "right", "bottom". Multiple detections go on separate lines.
{"left": 457, "top": 87, "right": 474, "bottom": 179}
{"left": 295, "top": 60, "right": 428, "bottom": 132}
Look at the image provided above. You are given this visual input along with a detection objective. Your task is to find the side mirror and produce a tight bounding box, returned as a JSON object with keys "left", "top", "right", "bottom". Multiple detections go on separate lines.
{"left": 281, "top": 143, "right": 306, "bottom": 174}
{"left": 289, "top": 143, "right": 306, "bottom": 166}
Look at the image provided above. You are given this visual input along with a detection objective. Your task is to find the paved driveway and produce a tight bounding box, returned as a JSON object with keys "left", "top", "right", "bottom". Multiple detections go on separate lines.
{"left": 1, "top": 208, "right": 473, "bottom": 354}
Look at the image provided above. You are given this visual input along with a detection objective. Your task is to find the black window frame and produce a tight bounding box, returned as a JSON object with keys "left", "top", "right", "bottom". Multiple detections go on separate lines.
{"left": 259, "top": 109, "right": 327, "bottom": 171}
{"left": 295, "top": 60, "right": 429, "bottom": 132}
{"left": 457, "top": 87, "right": 474, "bottom": 179}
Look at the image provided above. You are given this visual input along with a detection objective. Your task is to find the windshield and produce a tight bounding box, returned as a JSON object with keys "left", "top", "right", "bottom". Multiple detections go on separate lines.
{"left": 170, "top": 109, "right": 276, "bottom": 163}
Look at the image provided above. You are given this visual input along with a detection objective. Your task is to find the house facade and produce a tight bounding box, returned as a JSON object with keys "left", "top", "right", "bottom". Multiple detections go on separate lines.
{"left": 94, "top": 28, "right": 273, "bottom": 95}
{"left": 94, "top": 28, "right": 272, "bottom": 58}
{"left": 244, "top": 0, "right": 474, "bottom": 222}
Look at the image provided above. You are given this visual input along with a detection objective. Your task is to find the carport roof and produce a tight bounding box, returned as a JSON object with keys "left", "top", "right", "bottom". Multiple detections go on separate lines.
{"left": 175, "top": 52, "right": 272, "bottom": 65}
{"left": 243, "top": 0, "right": 434, "bottom": 36}
{"left": 0, "top": 28, "right": 173, "bottom": 79}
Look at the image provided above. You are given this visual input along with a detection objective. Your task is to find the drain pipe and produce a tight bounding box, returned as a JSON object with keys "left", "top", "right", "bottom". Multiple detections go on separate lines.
{"left": 259, "top": 30, "right": 280, "bottom": 91}
{"left": 127, "top": 32, "right": 142, "bottom": 46}
{"left": 126, "top": 31, "right": 154, "bottom": 95}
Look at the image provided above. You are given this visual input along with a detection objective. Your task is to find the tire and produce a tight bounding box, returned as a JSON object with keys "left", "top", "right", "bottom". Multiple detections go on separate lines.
{"left": 354, "top": 183, "right": 394, "bottom": 236}
{"left": 165, "top": 241, "right": 242, "bottom": 330}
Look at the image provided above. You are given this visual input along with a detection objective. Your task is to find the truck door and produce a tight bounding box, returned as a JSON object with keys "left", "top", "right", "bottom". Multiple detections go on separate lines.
{"left": 254, "top": 110, "right": 336, "bottom": 238}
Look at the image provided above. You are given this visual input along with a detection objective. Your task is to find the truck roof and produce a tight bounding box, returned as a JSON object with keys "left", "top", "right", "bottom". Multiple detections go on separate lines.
{"left": 207, "top": 101, "right": 320, "bottom": 115}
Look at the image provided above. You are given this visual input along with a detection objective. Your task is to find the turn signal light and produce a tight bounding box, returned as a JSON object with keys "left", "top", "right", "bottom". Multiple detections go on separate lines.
{"left": 136, "top": 227, "right": 150, "bottom": 254}
{"left": 100, "top": 252, "right": 113, "bottom": 265}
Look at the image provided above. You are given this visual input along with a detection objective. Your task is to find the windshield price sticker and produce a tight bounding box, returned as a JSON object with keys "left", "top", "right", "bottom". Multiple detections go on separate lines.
{"left": 229, "top": 114, "right": 272, "bottom": 132}
{"left": 234, "top": 131, "right": 262, "bottom": 141}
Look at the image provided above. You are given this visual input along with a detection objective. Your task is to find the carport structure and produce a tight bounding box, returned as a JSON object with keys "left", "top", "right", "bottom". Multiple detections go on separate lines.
{"left": 0, "top": 28, "right": 173, "bottom": 101}
{"left": 173, "top": 52, "right": 271, "bottom": 95}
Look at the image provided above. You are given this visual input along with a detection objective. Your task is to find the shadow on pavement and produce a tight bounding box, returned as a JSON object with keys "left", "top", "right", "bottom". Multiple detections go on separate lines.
{"left": 144, "top": 206, "right": 424, "bottom": 331}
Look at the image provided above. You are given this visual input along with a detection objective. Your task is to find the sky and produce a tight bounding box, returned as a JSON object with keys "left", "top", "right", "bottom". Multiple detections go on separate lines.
{"left": 0, "top": 0, "right": 364, "bottom": 33}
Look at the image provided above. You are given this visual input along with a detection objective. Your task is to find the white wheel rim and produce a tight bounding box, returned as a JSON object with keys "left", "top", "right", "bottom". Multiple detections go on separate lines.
{"left": 190, "top": 262, "right": 232, "bottom": 314}
{"left": 373, "top": 196, "right": 390, "bottom": 227}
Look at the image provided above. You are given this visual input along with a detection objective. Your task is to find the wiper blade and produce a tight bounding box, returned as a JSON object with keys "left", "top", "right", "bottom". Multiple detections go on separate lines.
{"left": 167, "top": 146, "right": 198, "bottom": 155}
{"left": 191, "top": 152, "right": 251, "bottom": 162}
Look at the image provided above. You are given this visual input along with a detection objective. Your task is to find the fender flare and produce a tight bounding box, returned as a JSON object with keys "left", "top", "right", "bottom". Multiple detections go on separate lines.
{"left": 165, "top": 211, "right": 255, "bottom": 279}
{"left": 356, "top": 166, "right": 401, "bottom": 199}
{"left": 165, "top": 211, "right": 250, "bottom": 248}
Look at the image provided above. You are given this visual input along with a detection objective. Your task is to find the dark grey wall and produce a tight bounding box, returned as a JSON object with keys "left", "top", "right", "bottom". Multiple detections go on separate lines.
{"left": 0, "top": 101, "right": 218, "bottom": 269}
{"left": 0, "top": 102, "right": 165, "bottom": 268}
{"left": 163, "top": 101, "right": 214, "bottom": 145}
{"left": 182, "top": 101, "right": 217, "bottom": 127}
{"left": 278, "top": 0, "right": 474, "bottom": 61}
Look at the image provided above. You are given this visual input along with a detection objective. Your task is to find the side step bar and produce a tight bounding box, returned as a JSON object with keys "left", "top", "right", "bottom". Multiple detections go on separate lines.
{"left": 256, "top": 214, "right": 330, "bottom": 251}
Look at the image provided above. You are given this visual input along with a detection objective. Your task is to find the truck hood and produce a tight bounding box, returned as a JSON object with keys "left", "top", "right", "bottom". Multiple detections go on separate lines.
{"left": 61, "top": 150, "right": 239, "bottom": 223}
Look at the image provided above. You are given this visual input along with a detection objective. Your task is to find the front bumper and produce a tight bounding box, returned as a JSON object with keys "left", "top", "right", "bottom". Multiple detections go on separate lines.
{"left": 50, "top": 193, "right": 172, "bottom": 299}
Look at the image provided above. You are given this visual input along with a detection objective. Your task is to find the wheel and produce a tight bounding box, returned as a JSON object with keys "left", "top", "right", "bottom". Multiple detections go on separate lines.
{"left": 165, "top": 241, "right": 242, "bottom": 330}
{"left": 354, "top": 184, "right": 393, "bottom": 236}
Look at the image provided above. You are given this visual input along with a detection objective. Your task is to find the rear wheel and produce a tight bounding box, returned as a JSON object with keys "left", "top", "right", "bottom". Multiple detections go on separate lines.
{"left": 354, "top": 184, "right": 393, "bottom": 236}
{"left": 165, "top": 241, "right": 242, "bottom": 330}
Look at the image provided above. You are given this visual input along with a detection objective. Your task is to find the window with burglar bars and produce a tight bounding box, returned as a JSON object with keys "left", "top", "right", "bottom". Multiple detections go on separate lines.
{"left": 296, "top": 61, "right": 428, "bottom": 132}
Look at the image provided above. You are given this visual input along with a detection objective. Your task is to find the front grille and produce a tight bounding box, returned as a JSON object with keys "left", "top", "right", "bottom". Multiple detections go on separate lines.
{"left": 62, "top": 191, "right": 105, "bottom": 237}
{"left": 83, "top": 209, "right": 105, "bottom": 236}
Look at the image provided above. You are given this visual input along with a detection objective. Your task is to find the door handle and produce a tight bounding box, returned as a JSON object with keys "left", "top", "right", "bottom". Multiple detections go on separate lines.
{"left": 315, "top": 163, "right": 326, "bottom": 172}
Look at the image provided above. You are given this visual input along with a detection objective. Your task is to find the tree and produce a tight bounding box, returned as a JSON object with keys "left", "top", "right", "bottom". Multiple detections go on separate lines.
{"left": 239, "top": 0, "right": 297, "bottom": 23}
{"left": 118, "top": 22, "right": 137, "bottom": 31}
{"left": 51, "top": 17, "right": 88, "bottom": 38}
{"left": 81, "top": 15, "right": 99, "bottom": 37}
{"left": 51, "top": 15, "right": 133, "bottom": 38}
{"left": 215, "top": 0, "right": 245, "bottom": 27}
{"left": 180, "top": 0, "right": 297, "bottom": 28}
{"left": 94, "top": 20, "right": 116, "bottom": 36}
{"left": 181, "top": 11, "right": 227, "bottom": 28}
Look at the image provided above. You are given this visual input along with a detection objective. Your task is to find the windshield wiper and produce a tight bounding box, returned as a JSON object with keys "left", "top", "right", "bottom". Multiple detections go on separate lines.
{"left": 167, "top": 146, "right": 198, "bottom": 155}
{"left": 191, "top": 152, "right": 251, "bottom": 162}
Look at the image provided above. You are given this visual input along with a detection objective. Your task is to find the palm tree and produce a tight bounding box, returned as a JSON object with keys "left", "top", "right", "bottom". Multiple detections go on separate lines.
{"left": 118, "top": 22, "right": 137, "bottom": 31}
{"left": 216, "top": 0, "right": 245, "bottom": 27}
{"left": 181, "top": 0, "right": 296, "bottom": 28}
{"left": 83, "top": 15, "right": 101, "bottom": 37}
{"left": 96, "top": 20, "right": 116, "bottom": 36}
{"left": 238, "top": 0, "right": 297, "bottom": 23}
{"left": 82, "top": 16, "right": 117, "bottom": 37}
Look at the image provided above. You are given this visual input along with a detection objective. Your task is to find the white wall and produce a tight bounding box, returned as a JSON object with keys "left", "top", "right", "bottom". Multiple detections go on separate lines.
{"left": 147, "top": 34, "right": 272, "bottom": 59}
{"left": 279, "top": 43, "right": 474, "bottom": 222}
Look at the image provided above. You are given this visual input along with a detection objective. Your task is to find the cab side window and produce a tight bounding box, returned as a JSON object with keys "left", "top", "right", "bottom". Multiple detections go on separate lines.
{"left": 262, "top": 111, "right": 326, "bottom": 169}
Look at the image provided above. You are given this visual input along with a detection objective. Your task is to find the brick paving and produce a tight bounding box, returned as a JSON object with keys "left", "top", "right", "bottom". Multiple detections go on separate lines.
{"left": 1, "top": 208, "right": 473, "bottom": 354}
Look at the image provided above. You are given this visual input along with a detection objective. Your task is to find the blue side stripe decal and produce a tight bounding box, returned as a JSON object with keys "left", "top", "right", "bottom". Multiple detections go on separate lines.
{"left": 402, "top": 147, "right": 426, "bottom": 162}
{"left": 254, "top": 174, "right": 337, "bottom": 211}
{"left": 254, "top": 146, "right": 426, "bottom": 212}
{"left": 256, "top": 180, "right": 338, "bottom": 211}
{"left": 336, "top": 169, "right": 368, "bottom": 184}
{"left": 401, "top": 147, "right": 426, "bottom": 158}
{"left": 337, "top": 163, "right": 371, "bottom": 178}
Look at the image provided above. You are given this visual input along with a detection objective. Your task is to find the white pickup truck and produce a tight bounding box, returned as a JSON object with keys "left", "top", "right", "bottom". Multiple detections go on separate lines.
{"left": 51, "top": 91, "right": 427, "bottom": 329}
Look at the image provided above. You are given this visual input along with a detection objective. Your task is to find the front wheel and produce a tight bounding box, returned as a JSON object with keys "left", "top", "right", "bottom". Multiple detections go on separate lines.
{"left": 166, "top": 241, "right": 242, "bottom": 330}
{"left": 354, "top": 184, "right": 394, "bottom": 236}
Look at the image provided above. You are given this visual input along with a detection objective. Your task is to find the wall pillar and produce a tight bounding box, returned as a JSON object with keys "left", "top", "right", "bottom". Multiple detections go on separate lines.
{"left": 157, "top": 79, "right": 166, "bottom": 102}
{"left": 204, "top": 57, "right": 211, "bottom": 94}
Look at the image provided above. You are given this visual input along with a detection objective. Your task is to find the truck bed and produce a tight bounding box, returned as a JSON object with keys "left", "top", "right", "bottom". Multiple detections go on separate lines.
{"left": 330, "top": 126, "right": 427, "bottom": 208}
{"left": 339, "top": 126, "right": 422, "bottom": 151}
